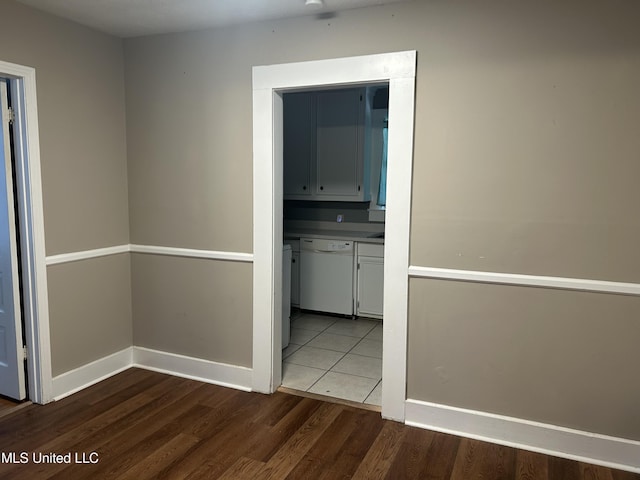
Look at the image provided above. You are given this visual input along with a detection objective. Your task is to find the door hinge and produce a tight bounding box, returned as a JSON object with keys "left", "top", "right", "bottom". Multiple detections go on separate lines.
{"left": 22, "top": 345, "right": 28, "bottom": 360}
{"left": 7, "top": 107, "right": 15, "bottom": 125}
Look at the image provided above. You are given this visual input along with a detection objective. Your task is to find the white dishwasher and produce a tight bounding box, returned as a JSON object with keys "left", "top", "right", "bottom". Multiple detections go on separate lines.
{"left": 299, "top": 238, "right": 354, "bottom": 316}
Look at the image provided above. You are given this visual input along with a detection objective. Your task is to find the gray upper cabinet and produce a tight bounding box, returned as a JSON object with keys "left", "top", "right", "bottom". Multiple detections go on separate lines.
{"left": 316, "top": 89, "right": 364, "bottom": 198}
{"left": 283, "top": 92, "right": 313, "bottom": 197}
{"left": 284, "top": 88, "right": 368, "bottom": 202}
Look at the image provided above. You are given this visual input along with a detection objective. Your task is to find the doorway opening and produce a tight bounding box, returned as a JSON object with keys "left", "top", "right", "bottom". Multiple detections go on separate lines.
{"left": 280, "top": 84, "right": 388, "bottom": 407}
{"left": 0, "top": 60, "right": 52, "bottom": 406}
{"left": 252, "top": 51, "right": 416, "bottom": 421}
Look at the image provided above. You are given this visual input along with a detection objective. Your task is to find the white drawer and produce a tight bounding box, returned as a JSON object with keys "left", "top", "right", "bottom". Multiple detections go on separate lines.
{"left": 357, "top": 243, "right": 384, "bottom": 257}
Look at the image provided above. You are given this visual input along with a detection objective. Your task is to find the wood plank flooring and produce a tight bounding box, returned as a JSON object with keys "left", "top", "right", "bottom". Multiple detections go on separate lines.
{"left": 0, "top": 396, "right": 19, "bottom": 413}
{"left": 0, "top": 396, "right": 27, "bottom": 421}
{"left": 0, "top": 368, "right": 637, "bottom": 480}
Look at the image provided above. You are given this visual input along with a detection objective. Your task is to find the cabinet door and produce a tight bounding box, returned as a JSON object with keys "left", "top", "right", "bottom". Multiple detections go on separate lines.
{"left": 291, "top": 251, "right": 300, "bottom": 306}
{"left": 357, "top": 256, "right": 384, "bottom": 318}
{"left": 283, "top": 93, "right": 313, "bottom": 197}
{"left": 316, "top": 89, "right": 362, "bottom": 198}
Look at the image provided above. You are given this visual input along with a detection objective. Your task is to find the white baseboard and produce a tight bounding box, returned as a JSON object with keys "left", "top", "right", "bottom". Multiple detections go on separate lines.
{"left": 405, "top": 399, "right": 640, "bottom": 474}
{"left": 51, "top": 346, "right": 253, "bottom": 401}
{"left": 132, "top": 346, "right": 252, "bottom": 391}
{"left": 51, "top": 347, "right": 133, "bottom": 401}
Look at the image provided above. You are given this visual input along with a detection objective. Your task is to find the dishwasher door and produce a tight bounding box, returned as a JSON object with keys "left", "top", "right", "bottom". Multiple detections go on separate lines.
{"left": 299, "top": 238, "right": 354, "bottom": 315}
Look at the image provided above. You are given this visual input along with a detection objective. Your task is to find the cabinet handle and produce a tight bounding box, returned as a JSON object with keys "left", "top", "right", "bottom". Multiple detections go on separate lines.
{"left": 292, "top": 258, "right": 296, "bottom": 263}
{"left": 302, "top": 185, "right": 307, "bottom": 190}
{"left": 320, "top": 186, "right": 324, "bottom": 191}
{"left": 358, "top": 185, "right": 361, "bottom": 191}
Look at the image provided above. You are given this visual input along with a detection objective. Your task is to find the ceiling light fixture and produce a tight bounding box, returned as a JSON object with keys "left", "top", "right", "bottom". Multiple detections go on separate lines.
{"left": 305, "top": 0, "right": 324, "bottom": 8}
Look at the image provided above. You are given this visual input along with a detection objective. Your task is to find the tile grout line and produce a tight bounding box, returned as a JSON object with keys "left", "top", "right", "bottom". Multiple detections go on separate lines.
{"left": 364, "top": 379, "right": 382, "bottom": 404}
{"left": 284, "top": 313, "right": 383, "bottom": 405}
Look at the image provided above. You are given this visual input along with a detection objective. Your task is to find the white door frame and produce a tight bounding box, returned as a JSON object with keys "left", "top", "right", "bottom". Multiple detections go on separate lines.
{"left": 252, "top": 51, "right": 416, "bottom": 421}
{"left": 0, "top": 60, "right": 52, "bottom": 404}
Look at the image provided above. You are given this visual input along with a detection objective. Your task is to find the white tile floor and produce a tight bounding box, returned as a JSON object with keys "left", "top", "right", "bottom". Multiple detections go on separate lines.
{"left": 282, "top": 311, "right": 382, "bottom": 406}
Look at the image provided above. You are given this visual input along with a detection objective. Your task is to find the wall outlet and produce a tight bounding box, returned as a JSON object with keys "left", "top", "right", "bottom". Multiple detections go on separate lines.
{"left": 336, "top": 214, "right": 344, "bottom": 223}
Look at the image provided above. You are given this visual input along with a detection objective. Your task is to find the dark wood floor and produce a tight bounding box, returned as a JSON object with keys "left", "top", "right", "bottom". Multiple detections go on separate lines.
{"left": 0, "top": 396, "right": 19, "bottom": 413}
{"left": 0, "top": 368, "right": 637, "bottom": 480}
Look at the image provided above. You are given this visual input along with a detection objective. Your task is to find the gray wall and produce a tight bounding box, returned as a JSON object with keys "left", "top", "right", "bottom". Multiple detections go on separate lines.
{"left": 0, "top": 1, "right": 132, "bottom": 375}
{"left": 4, "top": 0, "right": 639, "bottom": 442}
{"left": 124, "top": 0, "right": 640, "bottom": 441}
{"left": 48, "top": 255, "right": 132, "bottom": 376}
{"left": 131, "top": 254, "right": 252, "bottom": 367}
{"left": 410, "top": 2, "right": 640, "bottom": 282}
{"left": 408, "top": 279, "right": 640, "bottom": 441}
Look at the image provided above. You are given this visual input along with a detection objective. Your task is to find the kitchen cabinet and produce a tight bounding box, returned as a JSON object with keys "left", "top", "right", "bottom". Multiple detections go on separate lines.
{"left": 356, "top": 243, "right": 384, "bottom": 319}
{"left": 287, "top": 240, "right": 300, "bottom": 307}
{"left": 283, "top": 93, "right": 313, "bottom": 197}
{"left": 285, "top": 235, "right": 383, "bottom": 318}
{"left": 283, "top": 88, "right": 368, "bottom": 202}
{"left": 315, "top": 89, "right": 366, "bottom": 199}
{"left": 291, "top": 250, "right": 300, "bottom": 306}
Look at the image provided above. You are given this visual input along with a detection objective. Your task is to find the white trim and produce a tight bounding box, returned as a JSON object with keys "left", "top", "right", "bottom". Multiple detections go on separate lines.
{"left": 51, "top": 347, "right": 133, "bottom": 401}
{"left": 46, "top": 245, "right": 130, "bottom": 265}
{"left": 132, "top": 346, "right": 252, "bottom": 391}
{"left": 0, "top": 60, "right": 52, "bottom": 404}
{"left": 252, "top": 51, "right": 416, "bottom": 422}
{"left": 130, "top": 244, "right": 253, "bottom": 263}
{"left": 252, "top": 85, "right": 277, "bottom": 394}
{"left": 51, "top": 346, "right": 253, "bottom": 401}
{"left": 405, "top": 399, "right": 640, "bottom": 474}
{"left": 381, "top": 75, "right": 415, "bottom": 421}
{"left": 408, "top": 266, "right": 640, "bottom": 296}
{"left": 252, "top": 51, "right": 417, "bottom": 90}
{"left": 45, "top": 244, "right": 254, "bottom": 266}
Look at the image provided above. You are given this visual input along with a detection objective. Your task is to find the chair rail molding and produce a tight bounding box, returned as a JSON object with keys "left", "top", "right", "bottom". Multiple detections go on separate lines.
{"left": 45, "top": 244, "right": 254, "bottom": 265}
{"left": 409, "top": 266, "right": 640, "bottom": 296}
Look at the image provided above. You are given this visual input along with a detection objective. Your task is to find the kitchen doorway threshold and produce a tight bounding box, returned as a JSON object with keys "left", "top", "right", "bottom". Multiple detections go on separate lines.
{"left": 277, "top": 386, "right": 381, "bottom": 413}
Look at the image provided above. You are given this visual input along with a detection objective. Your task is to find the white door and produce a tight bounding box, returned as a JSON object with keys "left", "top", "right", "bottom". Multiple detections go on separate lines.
{"left": 0, "top": 79, "right": 25, "bottom": 400}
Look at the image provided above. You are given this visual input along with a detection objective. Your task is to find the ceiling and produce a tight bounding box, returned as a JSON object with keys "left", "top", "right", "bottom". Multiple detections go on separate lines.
{"left": 15, "top": 0, "right": 410, "bottom": 38}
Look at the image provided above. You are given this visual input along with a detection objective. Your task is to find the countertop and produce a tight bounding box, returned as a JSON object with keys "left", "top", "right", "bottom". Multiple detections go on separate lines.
{"left": 284, "top": 229, "right": 384, "bottom": 244}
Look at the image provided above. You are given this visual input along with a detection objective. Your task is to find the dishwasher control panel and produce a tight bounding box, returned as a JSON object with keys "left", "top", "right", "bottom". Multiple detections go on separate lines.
{"left": 328, "top": 241, "right": 351, "bottom": 251}
{"left": 301, "top": 238, "right": 353, "bottom": 253}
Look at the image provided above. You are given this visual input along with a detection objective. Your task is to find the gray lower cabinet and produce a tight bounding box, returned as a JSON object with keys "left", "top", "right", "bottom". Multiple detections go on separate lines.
{"left": 291, "top": 250, "right": 300, "bottom": 307}
{"left": 356, "top": 243, "right": 384, "bottom": 319}
{"left": 286, "top": 239, "right": 300, "bottom": 307}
